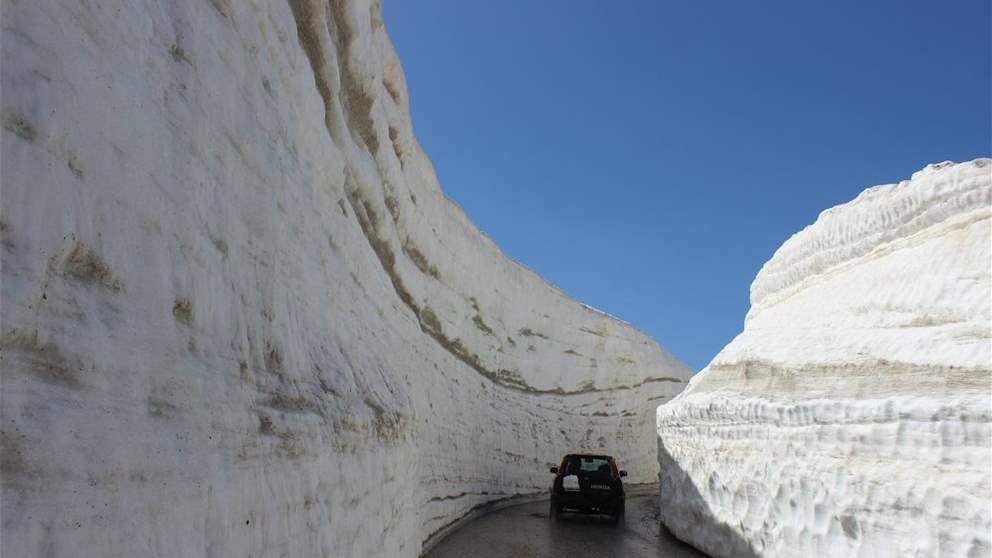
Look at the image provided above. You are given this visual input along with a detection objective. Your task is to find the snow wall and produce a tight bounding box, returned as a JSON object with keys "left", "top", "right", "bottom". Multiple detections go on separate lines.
{"left": 0, "top": 1, "right": 693, "bottom": 556}
{"left": 657, "top": 160, "right": 991, "bottom": 558}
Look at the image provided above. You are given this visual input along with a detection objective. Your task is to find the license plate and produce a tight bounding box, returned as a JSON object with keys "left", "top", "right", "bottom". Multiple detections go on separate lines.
{"left": 590, "top": 484, "right": 610, "bottom": 490}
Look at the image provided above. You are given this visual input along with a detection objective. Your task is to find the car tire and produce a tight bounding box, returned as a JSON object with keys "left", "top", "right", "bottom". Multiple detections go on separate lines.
{"left": 550, "top": 501, "right": 562, "bottom": 521}
{"left": 611, "top": 504, "right": 625, "bottom": 526}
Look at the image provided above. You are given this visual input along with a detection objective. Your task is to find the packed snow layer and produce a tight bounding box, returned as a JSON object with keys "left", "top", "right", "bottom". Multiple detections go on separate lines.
{"left": 0, "top": 1, "right": 693, "bottom": 556}
{"left": 657, "top": 160, "right": 991, "bottom": 558}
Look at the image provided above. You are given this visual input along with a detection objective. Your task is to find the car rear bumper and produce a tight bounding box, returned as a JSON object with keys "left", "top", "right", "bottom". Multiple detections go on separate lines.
{"left": 552, "top": 491, "right": 623, "bottom": 513}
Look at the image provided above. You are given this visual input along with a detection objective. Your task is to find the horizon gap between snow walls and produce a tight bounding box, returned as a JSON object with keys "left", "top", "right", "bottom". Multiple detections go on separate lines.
{"left": 0, "top": 1, "right": 693, "bottom": 556}
{"left": 657, "top": 160, "right": 992, "bottom": 558}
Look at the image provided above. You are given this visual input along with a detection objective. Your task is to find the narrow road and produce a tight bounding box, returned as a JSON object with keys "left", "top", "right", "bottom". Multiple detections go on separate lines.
{"left": 424, "top": 493, "right": 707, "bottom": 558}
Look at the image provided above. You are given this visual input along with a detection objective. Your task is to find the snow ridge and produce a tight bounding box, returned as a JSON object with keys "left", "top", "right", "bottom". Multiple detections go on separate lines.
{"left": 0, "top": 1, "right": 692, "bottom": 557}
{"left": 750, "top": 159, "right": 990, "bottom": 320}
{"left": 659, "top": 160, "right": 991, "bottom": 558}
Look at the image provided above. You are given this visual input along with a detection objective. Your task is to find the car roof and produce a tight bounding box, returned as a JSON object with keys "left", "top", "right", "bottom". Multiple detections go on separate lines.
{"left": 563, "top": 454, "right": 614, "bottom": 460}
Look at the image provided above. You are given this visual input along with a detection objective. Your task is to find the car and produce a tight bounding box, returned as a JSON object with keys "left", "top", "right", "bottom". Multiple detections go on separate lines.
{"left": 548, "top": 453, "right": 627, "bottom": 524}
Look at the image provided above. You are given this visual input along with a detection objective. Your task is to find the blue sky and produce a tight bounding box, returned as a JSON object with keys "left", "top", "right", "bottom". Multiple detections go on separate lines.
{"left": 383, "top": 0, "right": 991, "bottom": 370}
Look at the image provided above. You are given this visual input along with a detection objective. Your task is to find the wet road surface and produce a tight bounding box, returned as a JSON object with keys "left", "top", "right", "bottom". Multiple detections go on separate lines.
{"left": 424, "top": 493, "right": 707, "bottom": 558}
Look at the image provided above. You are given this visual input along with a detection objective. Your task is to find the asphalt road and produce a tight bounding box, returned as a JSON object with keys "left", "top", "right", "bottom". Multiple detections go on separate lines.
{"left": 424, "top": 493, "right": 707, "bottom": 558}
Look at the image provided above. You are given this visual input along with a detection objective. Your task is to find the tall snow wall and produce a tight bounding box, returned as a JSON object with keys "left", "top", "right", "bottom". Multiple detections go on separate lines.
{"left": 0, "top": 1, "right": 693, "bottom": 556}
{"left": 657, "top": 160, "right": 991, "bottom": 558}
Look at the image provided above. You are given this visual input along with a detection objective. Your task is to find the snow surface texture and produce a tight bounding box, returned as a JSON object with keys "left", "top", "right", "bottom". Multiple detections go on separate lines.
{"left": 657, "top": 160, "right": 992, "bottom": 558}
{"left": 0, "top": 1, "right": 693, "bottom": 556}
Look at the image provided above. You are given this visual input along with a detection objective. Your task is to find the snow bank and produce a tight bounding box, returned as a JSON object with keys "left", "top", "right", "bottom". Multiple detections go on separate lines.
{"left": 0, "top": 1, "right": 692, "bottom": 556}
{"left": 657, "top": 160, "right": 991, "bottom": 558}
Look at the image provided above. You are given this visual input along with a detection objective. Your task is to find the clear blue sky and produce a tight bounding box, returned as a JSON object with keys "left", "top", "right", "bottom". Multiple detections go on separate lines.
{"left": 383, "top": 0, "right": 991, "bottom": 370}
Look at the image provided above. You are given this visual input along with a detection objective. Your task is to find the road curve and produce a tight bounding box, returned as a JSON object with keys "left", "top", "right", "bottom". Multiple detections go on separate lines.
{"left": 424, "top": 493, "right": 708, "bottom": 558}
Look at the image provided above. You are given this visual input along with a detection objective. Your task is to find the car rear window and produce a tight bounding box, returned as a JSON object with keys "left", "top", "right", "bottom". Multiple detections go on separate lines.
{"left": 559, "top": 456, "right": 613, "bottom": 478}
{"left": 578, "top": 458, "right": 609, "bottom": 472}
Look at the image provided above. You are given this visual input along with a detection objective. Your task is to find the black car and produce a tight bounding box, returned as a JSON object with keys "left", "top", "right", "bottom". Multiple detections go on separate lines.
{"left": 548, "top": 454, "right": 627, "bottom": 524}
